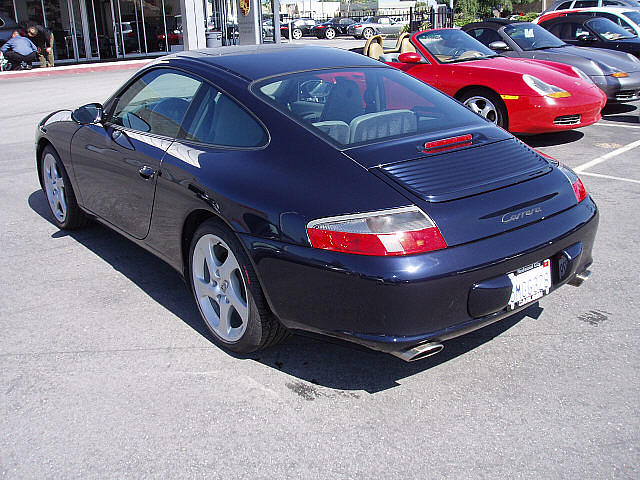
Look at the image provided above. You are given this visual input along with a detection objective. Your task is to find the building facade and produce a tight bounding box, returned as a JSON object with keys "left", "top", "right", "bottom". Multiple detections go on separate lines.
{"left": 1, "top": 0, "right": 279, "bottom": 64}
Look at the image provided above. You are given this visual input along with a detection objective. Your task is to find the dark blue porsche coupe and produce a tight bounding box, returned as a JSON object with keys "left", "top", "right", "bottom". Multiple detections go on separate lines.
{"left": 36, "top": 45, "right": 598, "bottom": 361}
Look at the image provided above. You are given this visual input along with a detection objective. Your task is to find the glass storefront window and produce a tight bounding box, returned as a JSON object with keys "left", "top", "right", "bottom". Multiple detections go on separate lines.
{"left": 206, "top": 0, "right": 237, "bottom": 46}
{"left": 261, "top": 0, "right": 273, "bottom": 43}
{"left": 43, "top": 0, "right": 78, "bottom": 60}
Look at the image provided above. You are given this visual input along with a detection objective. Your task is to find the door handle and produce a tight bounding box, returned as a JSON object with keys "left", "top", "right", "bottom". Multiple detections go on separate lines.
{"left": 138, "top": 165, "right": 156, "bottom": 179}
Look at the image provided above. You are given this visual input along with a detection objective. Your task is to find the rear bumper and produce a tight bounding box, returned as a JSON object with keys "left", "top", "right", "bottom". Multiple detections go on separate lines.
{"left": 507, "top": 89, "right": 606, "bottom": 134}
{"left": 240, "top": 198, "right": 598, "bottom": 355}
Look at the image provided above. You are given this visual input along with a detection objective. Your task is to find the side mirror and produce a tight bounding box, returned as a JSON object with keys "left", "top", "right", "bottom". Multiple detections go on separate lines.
{"left": 72, "top": 103, "right": 103, "bottom": 124}
{"left": 489, "top": 40, "right": 510, "bottom": 51}
{"left": 398, "top": 52, "right": 421, "bottom": 63}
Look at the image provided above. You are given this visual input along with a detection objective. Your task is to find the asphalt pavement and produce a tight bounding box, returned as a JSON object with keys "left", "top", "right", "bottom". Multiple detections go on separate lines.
{"left": 0, "top": 57, "right": 638, "bottom": 479}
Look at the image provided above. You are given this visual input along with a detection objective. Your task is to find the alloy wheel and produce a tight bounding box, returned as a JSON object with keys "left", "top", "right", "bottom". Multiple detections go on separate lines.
{"left": 191, "top": 234, "right": 249, "bottom": 343}
{"left": 463, "top": 96, "right": 499, "bottom": 124}
{"left": 43, "top": 152, "right": 67, "bottom": 222}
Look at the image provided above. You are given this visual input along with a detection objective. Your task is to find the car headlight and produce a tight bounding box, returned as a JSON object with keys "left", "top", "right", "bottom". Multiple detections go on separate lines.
{"left": 571, "top": 66, "right": 593, "bottom": 83}
{"left": 522, "top": 74, "right": 571, "bottom": 98}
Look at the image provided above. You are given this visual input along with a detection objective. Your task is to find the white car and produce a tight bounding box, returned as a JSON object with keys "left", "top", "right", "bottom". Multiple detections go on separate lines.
{"left": 534, "top": 7, "right": 640, "bottom": 37}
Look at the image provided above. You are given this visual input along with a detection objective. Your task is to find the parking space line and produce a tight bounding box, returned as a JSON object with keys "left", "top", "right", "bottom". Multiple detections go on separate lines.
{"left": 578, "top": 172, "right": 640, "bottom": 185}
{"left": 595, "top": 123, "right": 640, "bottom": 129}
{"left": 575, "top": 139, "right": 640, "bottom": 173}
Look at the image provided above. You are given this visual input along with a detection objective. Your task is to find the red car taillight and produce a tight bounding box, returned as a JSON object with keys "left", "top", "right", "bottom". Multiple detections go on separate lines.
{"left": 306, "top": 206, "right": 447, "bottom": 256}
{"left": 534, "top": 150, "right": 588, "bottom": 204}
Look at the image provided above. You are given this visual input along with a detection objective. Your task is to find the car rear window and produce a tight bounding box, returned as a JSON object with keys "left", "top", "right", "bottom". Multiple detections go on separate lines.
{"left": 254, "top": 67, "right": 484, "bottom": 148}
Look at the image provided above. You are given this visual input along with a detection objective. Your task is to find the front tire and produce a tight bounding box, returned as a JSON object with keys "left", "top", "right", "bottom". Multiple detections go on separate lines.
{"left": 40, "top": 145, "right": 87, "bottom": 229}
{"left": 458, "top": 89, "right": 508, "bottom": 129}
{"left": 189, "top": 219, "right": 288, "bottom": 353}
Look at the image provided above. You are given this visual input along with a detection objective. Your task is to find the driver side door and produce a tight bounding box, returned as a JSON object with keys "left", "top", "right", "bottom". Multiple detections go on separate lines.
{"left": 70, "top": 68, "right": 202, "bottom": 239}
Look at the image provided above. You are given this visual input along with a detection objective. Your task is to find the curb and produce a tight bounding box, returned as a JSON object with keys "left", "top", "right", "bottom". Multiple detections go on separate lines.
{"left": 0, "top": 59, "right": 150, "bottom": 79}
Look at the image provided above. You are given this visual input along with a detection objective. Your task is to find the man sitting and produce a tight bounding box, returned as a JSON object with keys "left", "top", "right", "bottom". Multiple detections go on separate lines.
{"left": 0, "top": 30, "right": 37, "bottom": 71}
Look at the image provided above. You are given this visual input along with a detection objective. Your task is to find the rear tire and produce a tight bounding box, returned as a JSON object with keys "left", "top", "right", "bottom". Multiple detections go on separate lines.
{"left": 292, "top": 28, "right": 303, "bottom": 40}
{"left": 40, "top": 145, "right": 88, "bottom": 230}
{"left": 189, "top": 219, "right": 288, "bottom": 353}
{"left": 362, "top": 27, "right": 374, "bottom": 40}
{"left": 325, "top": 27, "right": 336, "bottom": 40}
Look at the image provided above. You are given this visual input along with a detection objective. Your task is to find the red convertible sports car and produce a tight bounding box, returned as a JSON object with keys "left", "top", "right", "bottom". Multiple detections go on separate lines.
{"left": 368, "top": 29, "right": 607, "bottom": 134}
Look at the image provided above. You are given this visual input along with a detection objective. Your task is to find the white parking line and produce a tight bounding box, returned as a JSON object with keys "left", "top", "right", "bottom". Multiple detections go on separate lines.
{"left": 575, "top": 139, "right": 640, "bottom": 173}
{"left": 596, "top": 122, "right": 640, "bottom": 129}
{"left": 578, "top": 172, "right": 640, "bottom": 185}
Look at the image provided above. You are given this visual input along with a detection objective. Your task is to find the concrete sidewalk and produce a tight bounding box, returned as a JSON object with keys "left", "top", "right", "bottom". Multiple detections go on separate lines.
{"left": 0, "top": 59, "right": 150, "bottom": 79}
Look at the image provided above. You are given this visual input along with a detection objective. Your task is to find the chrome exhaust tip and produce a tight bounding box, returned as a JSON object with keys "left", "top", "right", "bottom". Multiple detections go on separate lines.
{"left": 391, "top": 342, "right": 444, "bottom": 362}
{"left": 568, "top": 269, "right": 591, "bottom": 287}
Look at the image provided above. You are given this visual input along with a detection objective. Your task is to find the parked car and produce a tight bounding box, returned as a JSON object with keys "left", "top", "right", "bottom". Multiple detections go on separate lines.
{"left": 535, "top": 7, "right": 640, "bottom": 36}
{"left": 0, "top": 13, "right": 21, "bottom": 47}
{"left": 35, "top": 45, "right": 598, "bottom": 361}
{"left": 463, "top": 18, "right": 640, "bottom": 102}
{"left": 541, "top": 0, "right": 640, "bottom": 15}
{"left": 347, "top": 16, "right": 404, "bottom": 39}
{"left": 311, "top": 17, "right": 355, "bottom": 39}
{"left": 367, "top": 28, "right": 607, "bottom": 133}
{"left": 280, "top": 18, "right": 317, "bottom": 39}
{"left": 538, "top": 14, "right": 640, "bottom": 56}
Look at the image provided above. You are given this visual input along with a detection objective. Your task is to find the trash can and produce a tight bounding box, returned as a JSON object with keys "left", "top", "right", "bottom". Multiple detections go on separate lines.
{"left": 206, "top": 31, "right": 223, "bottom": 47}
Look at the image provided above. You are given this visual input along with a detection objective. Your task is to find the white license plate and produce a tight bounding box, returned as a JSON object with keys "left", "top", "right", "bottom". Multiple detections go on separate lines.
{"left": 507, "top": 259, "right": 552, "bottom": 310}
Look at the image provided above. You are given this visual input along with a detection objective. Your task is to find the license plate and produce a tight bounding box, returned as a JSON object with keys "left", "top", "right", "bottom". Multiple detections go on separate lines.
{"left": 507, "top": 259, "right": 552, "bottom": 310}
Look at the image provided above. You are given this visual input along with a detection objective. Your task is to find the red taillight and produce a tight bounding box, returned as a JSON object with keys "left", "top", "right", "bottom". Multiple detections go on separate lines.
{"left": 423, "top": 134, "right": 472, "bottom": 153}
{"left": 318, "top": 25, "right": 325, "bottom": 28}
{"left": 556, "top": 162, "right": 588, "bottom": 203}
{"left": 353, "top": 24, "right": 362, "bottom": 28}
{"left": 306, "top": 206, "right": 447, "bottom": 256}
{"left": 572, "top": 178, "right": 587, "bottom": 203}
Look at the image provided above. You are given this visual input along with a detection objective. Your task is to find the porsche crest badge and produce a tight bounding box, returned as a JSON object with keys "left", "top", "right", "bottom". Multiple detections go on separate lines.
{"left": 240, "top": 0, "right": 250, "bottom": 16}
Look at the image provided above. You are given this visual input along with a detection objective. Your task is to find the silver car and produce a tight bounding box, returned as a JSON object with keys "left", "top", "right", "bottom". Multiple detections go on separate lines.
{"left": 464, "top": 19, "right": 640, "bottom": 102}
{"left": 347, "top": 16, "right": 405, "bottom": 39}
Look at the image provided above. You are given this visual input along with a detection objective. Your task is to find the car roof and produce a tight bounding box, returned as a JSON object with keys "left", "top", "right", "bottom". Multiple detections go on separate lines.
{"left": 164, "top": 44, "right": 385, "bottom": 81}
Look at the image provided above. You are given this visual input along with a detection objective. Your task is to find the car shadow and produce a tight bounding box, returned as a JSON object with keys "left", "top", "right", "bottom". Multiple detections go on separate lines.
{"left": 519, "top": 130, "right": 584, "bottom": 148}
{"left": 601, "top": 102, "right": 639, "bottom": 124}
{"left": 29, "top": 189, "right": 538, "bottom": 394}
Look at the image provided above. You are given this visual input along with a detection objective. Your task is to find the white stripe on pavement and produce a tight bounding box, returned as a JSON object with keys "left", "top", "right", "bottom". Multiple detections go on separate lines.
{"left": 578, "top": 172, "right": 640, "bottom": 185}
{"left": 575, "top": 139, "right": 640, "bottom": 173}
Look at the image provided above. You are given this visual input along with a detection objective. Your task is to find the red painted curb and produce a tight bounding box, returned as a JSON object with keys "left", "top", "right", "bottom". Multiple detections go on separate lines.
{"left": 0, "top": 60, "right": 151, "bottom": 79}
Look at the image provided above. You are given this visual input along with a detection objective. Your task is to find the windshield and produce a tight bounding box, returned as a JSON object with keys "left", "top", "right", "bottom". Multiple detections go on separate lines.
{"left": 504, "top": 23, "right": 567, "bottom": 50}
{"left": 255, "top": 67, "right": 485, "bottom": 147}
{"left": 416, "top": 29, "right": 497, "bottom": 63}
{"left": 623, "top": 10, "right": 640, "bottom": 26}
{"left": 587, "top": 17, "right": 636, "bottom": 39}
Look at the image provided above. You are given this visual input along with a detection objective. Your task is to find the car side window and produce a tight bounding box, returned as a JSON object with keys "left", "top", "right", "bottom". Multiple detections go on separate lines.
{"left": 467, "top": 28, "right": 501, "bottom": 45}
{"left": 110, "top": 69, "right": 202, "bottom": 137}
{"left": 380, "top": 17, "right": 390, "bottom": 24}
{"left": 604, "top": 0, "right": 623, "bottom": 4}
{"left": 178, "top": 84, "right": 267, "bottom": 147}
{"left": 557, "top": 1, "right": 573, "bottom": 8}
{"left": 574, "top": 0, "right": 597, "bottom": 5}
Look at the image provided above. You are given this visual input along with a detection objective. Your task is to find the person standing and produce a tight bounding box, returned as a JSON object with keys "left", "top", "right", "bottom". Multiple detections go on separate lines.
{"left": 26, "top": 25, "right": 54, "bottom": 68}
{"left": 0, "top": 30, "right": 37, "bottom": 70}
